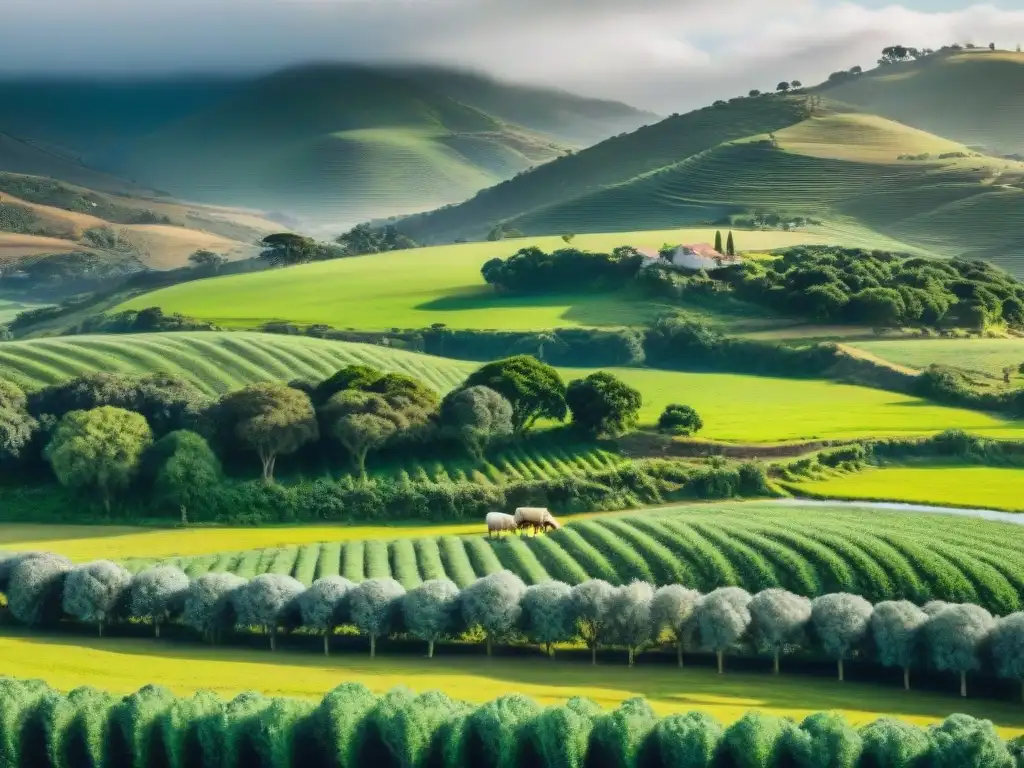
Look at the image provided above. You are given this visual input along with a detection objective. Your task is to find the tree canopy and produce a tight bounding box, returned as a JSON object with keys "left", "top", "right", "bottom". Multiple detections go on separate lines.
{"left": 463, "top": 355, "right": 567, "bottom": 433}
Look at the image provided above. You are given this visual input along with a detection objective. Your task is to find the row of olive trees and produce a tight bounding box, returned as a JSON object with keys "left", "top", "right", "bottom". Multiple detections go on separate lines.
{"left": 4, "top": 553, "right": 1024, "bottom": 700}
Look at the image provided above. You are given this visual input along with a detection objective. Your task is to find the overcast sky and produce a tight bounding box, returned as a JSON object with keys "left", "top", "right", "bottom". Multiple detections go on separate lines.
{"left": 1, "top": 0, "right": 1022, "bottom": 111}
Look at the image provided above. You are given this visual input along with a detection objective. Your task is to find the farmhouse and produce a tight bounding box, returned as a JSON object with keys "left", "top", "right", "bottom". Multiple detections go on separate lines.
{"left": 638, "top": 243, "right": 741, "bottom": 272}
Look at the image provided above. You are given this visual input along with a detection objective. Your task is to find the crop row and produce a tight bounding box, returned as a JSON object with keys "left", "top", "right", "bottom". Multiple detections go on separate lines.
{"left": 0, "top": 677, "right": 1017, "bottom": 768}
{"left": 132, "top": 507, "right": 1024, "bottom": 615}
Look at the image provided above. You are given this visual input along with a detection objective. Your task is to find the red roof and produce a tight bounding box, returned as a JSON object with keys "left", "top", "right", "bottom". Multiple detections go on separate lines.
{"left": 682, "top": 243, "right": 725, "bottom": 258}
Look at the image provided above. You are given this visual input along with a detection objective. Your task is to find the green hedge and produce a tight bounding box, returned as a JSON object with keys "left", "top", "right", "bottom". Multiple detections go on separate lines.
{"left": 0, "top": 678, "right": 1017, "bottom": 768}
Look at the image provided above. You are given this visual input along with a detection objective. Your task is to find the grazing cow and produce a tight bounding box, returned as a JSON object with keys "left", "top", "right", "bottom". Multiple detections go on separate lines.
{"left": 514, "top": 507, "right": 561, "bottom": 535}
{"left": 486, "top": 512, "right": 518, "bottom": 539}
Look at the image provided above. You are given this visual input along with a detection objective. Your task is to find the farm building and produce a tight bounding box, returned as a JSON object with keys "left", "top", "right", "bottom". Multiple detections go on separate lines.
{"left": 637, "top": 243, "right": 741, "bottom": 272}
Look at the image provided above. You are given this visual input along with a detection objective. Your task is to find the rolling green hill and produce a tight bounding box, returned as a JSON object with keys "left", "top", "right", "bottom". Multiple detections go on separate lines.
{"left": 399, "top": 96, "right": 810, "bottom": 243}
{"left": 816, "top": 49, "right": 1024, "bottom": 155}
{"left": 3, "top": 332, "right": 1022, "bottom": 442}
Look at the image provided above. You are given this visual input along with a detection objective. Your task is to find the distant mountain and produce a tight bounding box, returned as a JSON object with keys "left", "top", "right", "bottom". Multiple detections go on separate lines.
{"left": 399, "top": 50, "right": 1024, "bottom": 275}
{"left": 815, "top": 48, "right": 1024, "bottom": 156}
{"left": 0, "top": 66, "right": 652, "bottom": 229}
{"left": 0, "top": 131, "right": 150, "bottom": 195}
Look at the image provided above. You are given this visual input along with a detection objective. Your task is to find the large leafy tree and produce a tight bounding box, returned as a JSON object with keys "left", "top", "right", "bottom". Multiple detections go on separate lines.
{"left": 215, "top": 383, "right": 318, "bottom": 482}
{"left": 463, "top": 355, "right": 567, "bottom": 434}
{"left": 153, "top": 430, "right": 221, "bottom": 524}
{"left": 438, "top": 385, "right": 513, "bottom": 460}
{"left": 566, "top": 372, "right": 642, "bottom": 438}
{"left": 45, "top": 406, "right": 152, "bottom": 511}
{"left": 320, "top": 391, "right": 403, "bottom": 477}
{"left": 259, "top": 233, "right": 319, "bottom": 267}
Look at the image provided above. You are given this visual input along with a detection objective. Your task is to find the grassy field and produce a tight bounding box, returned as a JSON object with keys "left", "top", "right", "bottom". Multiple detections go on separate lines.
{"left": 114, "top": 228, "right": 826, "bottom": 331}
{"left": 0, "top": 295, "right": 47, "bottom": 324}
{"left": 2, "top": 630, "right": 1020, "bottom": 736}
{"left": 73, "top": 502, "right": 1024, "bottom": 615}
{"left": 793, "top": 466, "right": 1024, "bottom": 513}
{"left": 4, "top": 333, "right": 1023, "bottom": 441}
{"left": 851, "top": 339, "right": 1024, "bottom": 377}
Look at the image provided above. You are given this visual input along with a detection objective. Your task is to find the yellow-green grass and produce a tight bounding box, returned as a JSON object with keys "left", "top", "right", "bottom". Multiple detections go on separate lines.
{"left": 0, "top": 332, "right": 475, "bottom": 396}
{"left": 113, "top": 228, "right": 827, "bottom": 331}
{"left": 0, "top": 521, "right": 482, "bottom": 563}
{"left": 851, "top": 339, "right": 1024, "bottom": 377}
{"left": 569, "top": 367, "right": 1024, "bottom": 442}
{"left": 0, "top": 296, "right": 46, "bottom": 324}
{"left": 793, "top": 466, "right": 1024, "bottom": 513}
{"left": 1, "top": 629, "right": 1019, "bottom": 737}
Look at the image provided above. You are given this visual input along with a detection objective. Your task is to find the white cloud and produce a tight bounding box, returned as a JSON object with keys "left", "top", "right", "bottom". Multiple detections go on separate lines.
{"left": 0, "top": 0, "right": 1022, "bottom": 111}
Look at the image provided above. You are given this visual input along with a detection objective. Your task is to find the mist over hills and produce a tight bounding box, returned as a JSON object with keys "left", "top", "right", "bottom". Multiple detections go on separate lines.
{"left": 0, "top": 64, "right": 655, "bottom": 230}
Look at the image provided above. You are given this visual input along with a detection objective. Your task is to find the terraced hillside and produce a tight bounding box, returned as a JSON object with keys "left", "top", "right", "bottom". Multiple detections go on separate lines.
{"left": 398, "top": 96, "right": 809, "bottom": 243}
{"left": 503, "top": 115, "right": 1024, "bottom": 271}
{"left": 5, "top": 332, "right": 1023, "bottom": 442}
{"left": 123, "top": 502, "right": 1024, "bottom": 615}
{"left": 0, "top": 332, "right": 474, "bottom": 395}
{"left": 817, "top": 49, "right": 1024, "bottom": 155}
{"left": 851, "top": 339, "right": 1024, "bottom": 378}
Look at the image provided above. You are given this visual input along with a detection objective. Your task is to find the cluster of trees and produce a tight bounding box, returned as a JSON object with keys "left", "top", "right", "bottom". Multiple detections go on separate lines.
{"left": 258, "top": 233, "right": 349, "bottom": 267}
{"left": 724, "top": 247, "right": 1024, "bottom": 329}
{"left": 4, "top": 556, "right": 1024, "bottom": 701}
{"left": 0, "top": 679, "right": 1017, "bottom": 768}
{"left": 72, "top": 306, "right": 216, "bottom": 335}
{"left": 481, "top": 246, "right": 643, "bottom": 294}
{"left": 334, "top": 223, "right": 418, "bottom": 256}
{"left": 0, "top": 358, "right": 654, "bottom": 513}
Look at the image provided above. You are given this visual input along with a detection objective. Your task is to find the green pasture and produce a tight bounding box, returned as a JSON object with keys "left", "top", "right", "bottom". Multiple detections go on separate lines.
{"left": 116, "top": 502, "right": 1024, "bottom": 616}
{"left": 114, "top": 228, "right": 826, "bottom": 331}
{"left": 851, "top": 339, "right": 1024, "bottom": 377}
{"left": 2, "top": 332, "right": 1023, "bottom": 442}
{"left": 792, "top": 466, "right": 1024, "bottom": 513}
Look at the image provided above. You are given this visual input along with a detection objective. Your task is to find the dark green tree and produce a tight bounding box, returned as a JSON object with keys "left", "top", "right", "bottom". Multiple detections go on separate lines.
{"left": 259, "top": 233, "right": 318, "bottom": 267}
{"left": 658, "top": 404, "right": 703, "bottom": 436}
{"left": 320, "top": 391, "right": 403, "bottom": 478}
{"left": 565, "top": 372, "right": 642, "bottom": 438}
{"left": 463, "top": 356, "right": 567, "bottom": 434}
{"left": 215, "top": 383, "right": 318, "bottom": 482}
{"left": 188, "top": 249, "right": 227, "bottom": 271}
{"left": 726, "top": 231, "right": 736, "bottom": 256}
{"left": 714, "top": 231, "right": 723, "bottom": 253}
{"left": 153, "top": 430, "right": 221, "bottom": 524}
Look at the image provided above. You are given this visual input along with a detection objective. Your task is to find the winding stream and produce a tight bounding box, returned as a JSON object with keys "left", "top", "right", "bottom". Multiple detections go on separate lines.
{"left": 773, "top": 498, "right": 1023, "bottom": 525}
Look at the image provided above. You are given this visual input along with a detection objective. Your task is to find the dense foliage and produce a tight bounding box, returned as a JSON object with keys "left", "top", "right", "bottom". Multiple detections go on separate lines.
{"left": 479, "top": 243, "right": 1024, "bottom": 331}
{"left": 0, "top": 678, "right": 1014, "bottom": 768}
{"left": 2, "top": 556, "right": 1023, "bottom": 702}
{"left": 482, "top": 246, "right": 643, "bottom": 293}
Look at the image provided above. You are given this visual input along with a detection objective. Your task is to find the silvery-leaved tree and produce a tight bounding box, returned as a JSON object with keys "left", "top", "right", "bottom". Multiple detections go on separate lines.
{"left": 350, "top": 578, "right": 406, "bottom": 657}
{"left": 461, "top": 571, "right": 527, "bottom": 657}
{"left": 62, "top": 560, "right": 132, "bottom": 637}
{"left": 650, "top": 584, "right": 701, "bottom": 668}
{"left": 811, "top": 593, "right": 873, "bottom": 682}
{"left": 696, "top": 587, "right": 752, "bottom": 674}
{"left": 603, "top": 581, "right": 655, "bottom": 668}
{"left": 129, "top": 565, "right": 190, "bottom": 638}
{"left": 297, "top": 576, "right": 354, "bottom": 656}
{"left": 232, "top": 574, "right": 305, "bottom": 651}
{"left": 925, "top": 604, "right": 995, "bottom": 698}
{"left": 871, "top": 600, "right": 928, "bottom": 690}
{"left": 520, "top": 581, "right": 575, "bottom": 658}
{"left": 991, "top": 612, "right": 1024, "bottom": 704}
{"left": 570, "top": 579, "right": 614, "bottom": 665}
{"left": 402, "top": 578, "right": 461, "bottom": 658}
{"left": 748, "top": 588, "right": 811, "bottom": 675}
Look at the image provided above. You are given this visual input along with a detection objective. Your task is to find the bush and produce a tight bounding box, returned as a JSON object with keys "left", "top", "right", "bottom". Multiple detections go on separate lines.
{"left": 658, "top": 404, "right": 703, "bottom": 436}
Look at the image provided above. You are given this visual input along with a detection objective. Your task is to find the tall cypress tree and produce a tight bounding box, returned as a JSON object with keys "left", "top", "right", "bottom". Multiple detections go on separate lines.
{"left": 714, "top": 230, "right": 723, "bottom": 253}
{"left": 726, "top": 231, "right": 735, "bottom": 256}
